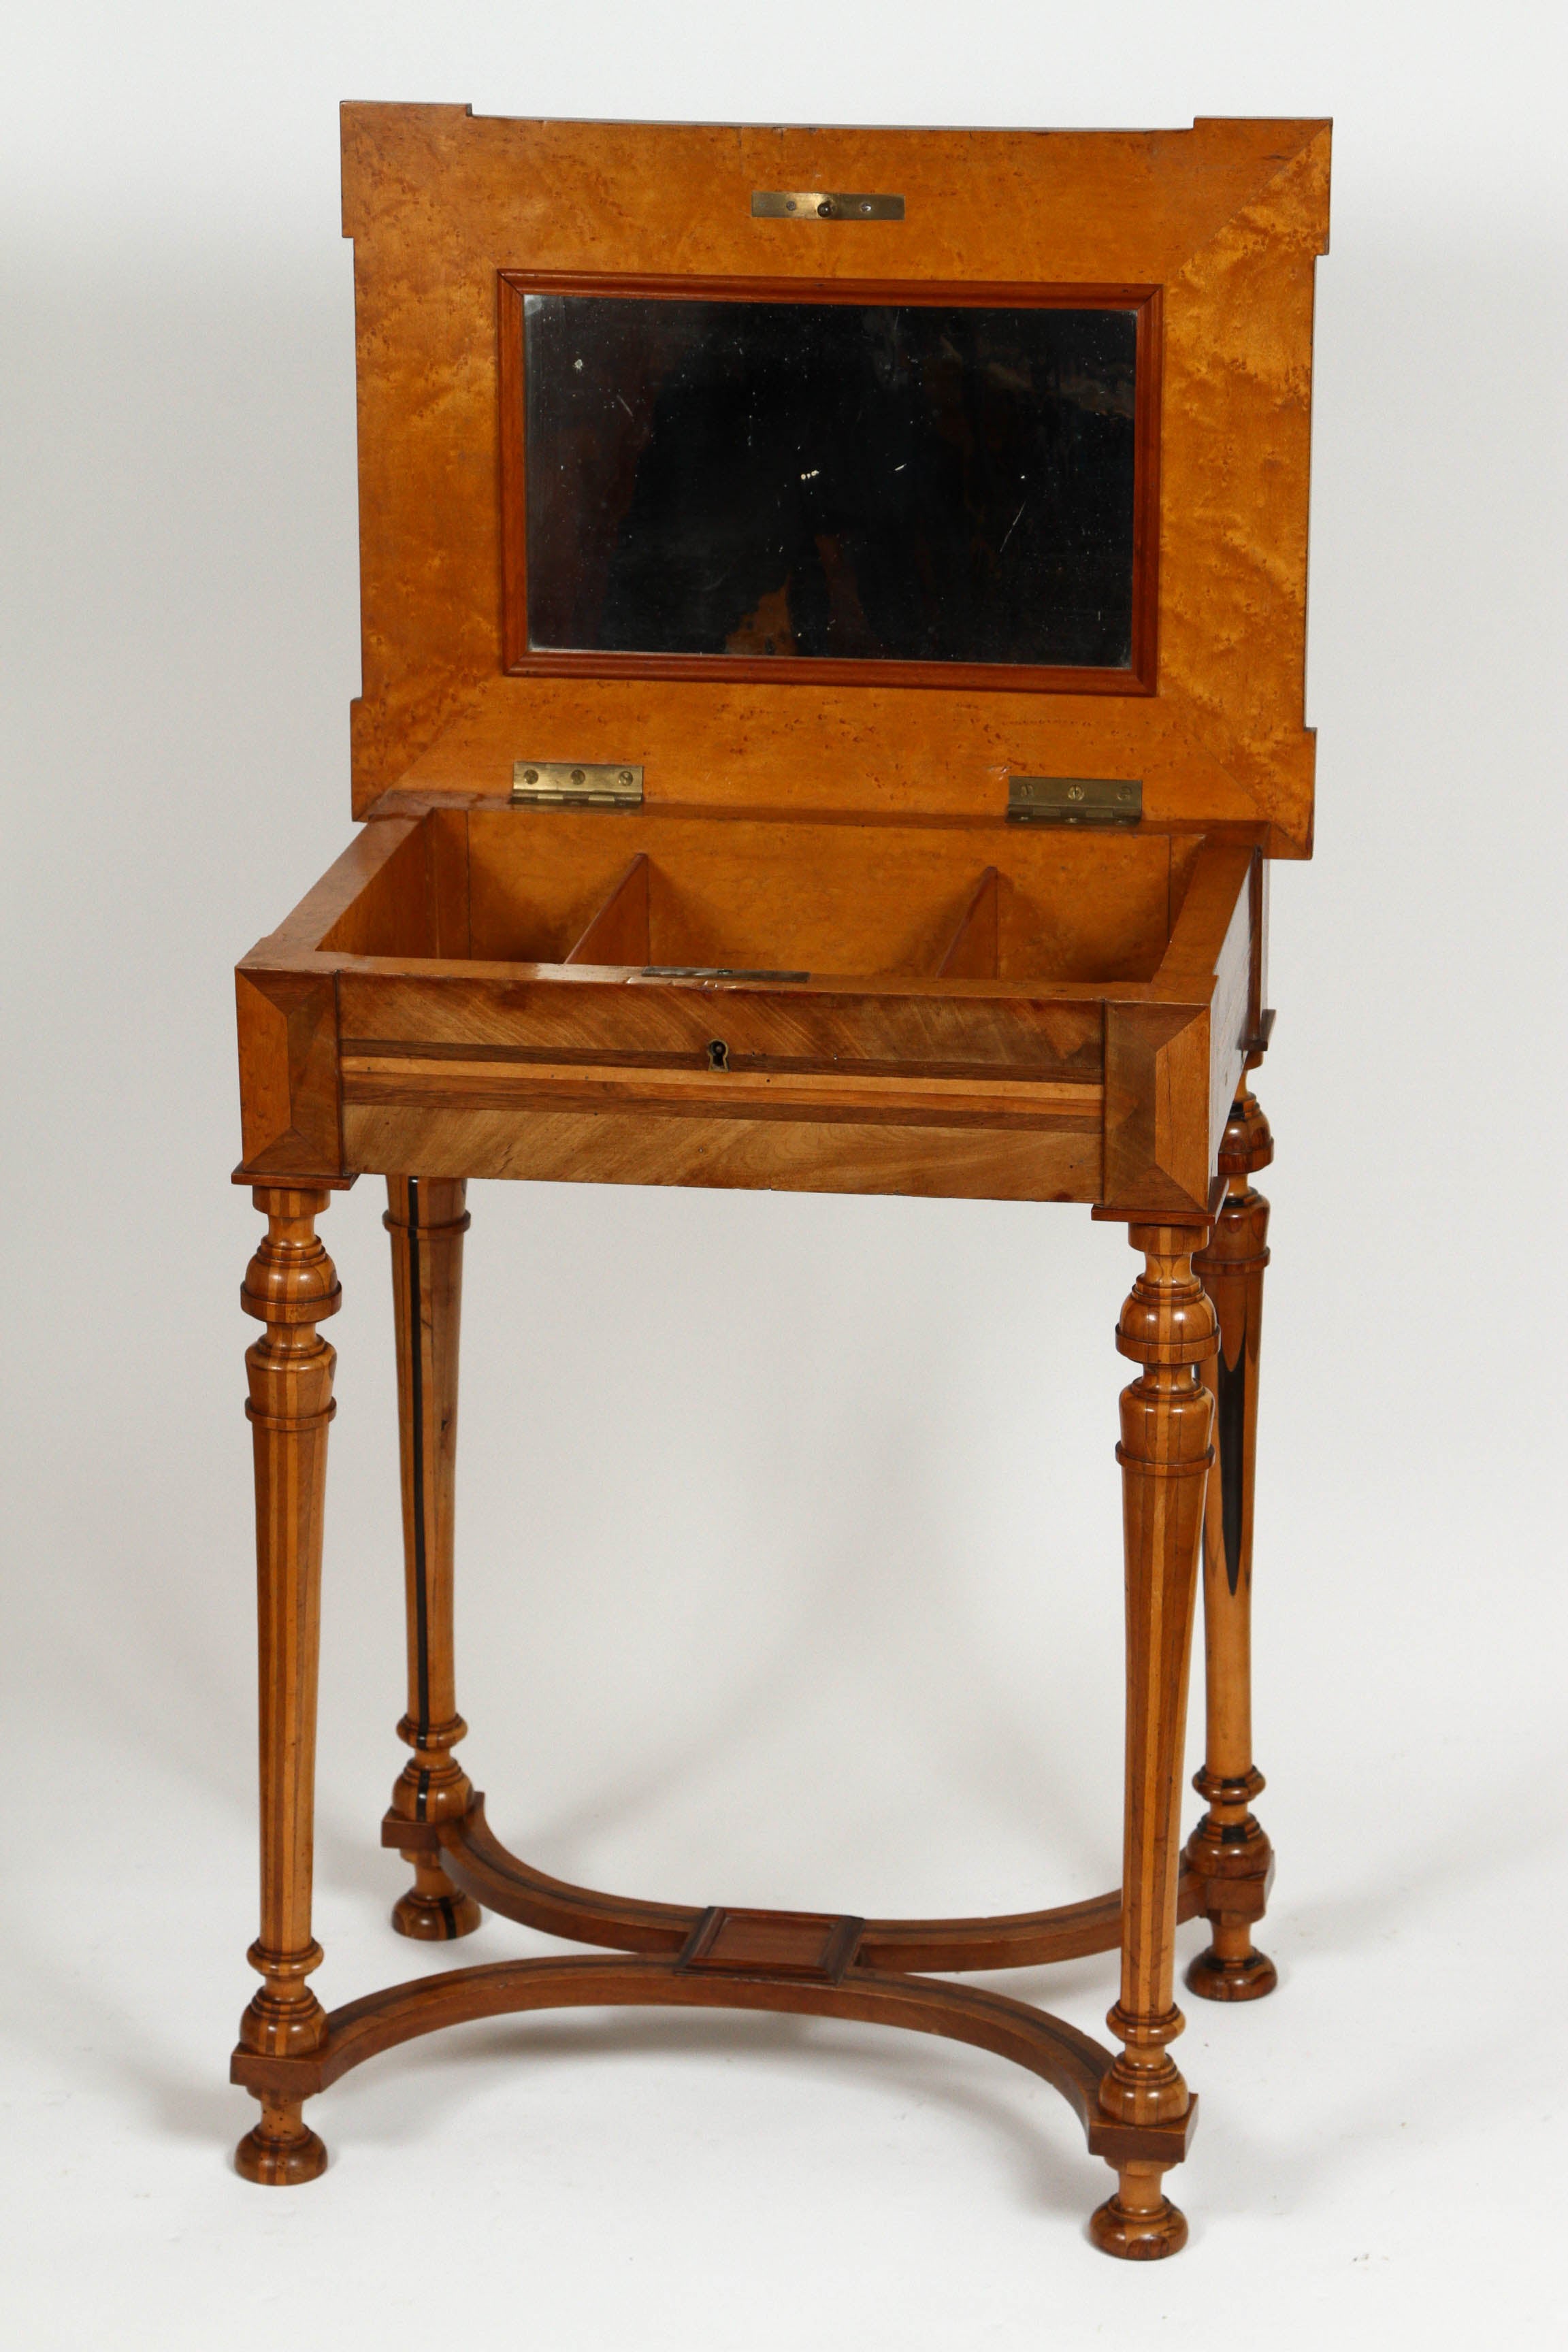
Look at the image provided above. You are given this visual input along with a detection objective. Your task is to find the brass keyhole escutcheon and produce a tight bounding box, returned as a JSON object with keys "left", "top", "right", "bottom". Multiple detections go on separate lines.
{"left": 707, "top": 1040, "right": 730, "bottom": 1071}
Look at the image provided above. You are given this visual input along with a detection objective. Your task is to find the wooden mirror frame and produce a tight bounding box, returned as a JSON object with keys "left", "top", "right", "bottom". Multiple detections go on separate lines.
{"left": 497, "top": 272, "right": 1163, "bottom": 697}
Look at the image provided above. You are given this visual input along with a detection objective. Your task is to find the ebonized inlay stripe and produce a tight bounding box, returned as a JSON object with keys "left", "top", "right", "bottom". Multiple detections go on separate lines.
{"left": 408, "top": 1179, "right": 431, "bottom": 1731}
{"left": 343, "top": 1039, "right": 1102, "bottom": 1085}
{"left": 1215, "top": 1341, "right": 1247, "bottom": 1598}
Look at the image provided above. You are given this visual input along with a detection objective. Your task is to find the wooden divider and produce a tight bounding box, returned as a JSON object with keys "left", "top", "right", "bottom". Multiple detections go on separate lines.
{"left": 563, "top": 854, "right": 650, "bottom": 965}
{"left": 934, "top": 868, "right": 1000, "bottom": 979}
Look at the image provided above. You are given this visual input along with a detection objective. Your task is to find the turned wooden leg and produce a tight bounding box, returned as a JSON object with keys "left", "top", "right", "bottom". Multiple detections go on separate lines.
{"left": 1185, "top": 1090, "right": 1278, "bottom": 2002}
{"left": 1091, "top": 1223, "right": 1216, "bottom": 2260}
{"left": 234, "top": 1186, "right": 340, "bottom": 2183}
{"left": 382, "top": 1178, "right": 481, "bottom": 1939}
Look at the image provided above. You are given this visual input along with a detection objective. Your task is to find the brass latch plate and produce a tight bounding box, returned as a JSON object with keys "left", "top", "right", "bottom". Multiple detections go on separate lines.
{"left": 639, "top": 967, "right": 811, "bottom": 983}
{"left": 1007, "top": 775, "right": 1142, "bottom": 827}
{"left": 512, "top": 761, "right": 642, "bottom": 808}
{"left": 752, "top": 191, "right": 904, "bottom": 221}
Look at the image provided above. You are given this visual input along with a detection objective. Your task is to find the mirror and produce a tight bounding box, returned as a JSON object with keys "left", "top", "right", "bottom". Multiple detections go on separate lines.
{"left": 522, "top": 295, "right": 1139, "bottom": 671}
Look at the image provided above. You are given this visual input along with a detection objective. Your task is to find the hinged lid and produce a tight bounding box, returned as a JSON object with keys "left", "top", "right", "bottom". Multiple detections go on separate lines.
{"left": 342, "top": 107, "right": 1329, "bottom": 853}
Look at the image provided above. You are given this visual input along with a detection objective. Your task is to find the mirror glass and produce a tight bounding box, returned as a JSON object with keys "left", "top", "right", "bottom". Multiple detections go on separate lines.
{"left": 523, "top": 295, "right": 1139, "bottom": 669}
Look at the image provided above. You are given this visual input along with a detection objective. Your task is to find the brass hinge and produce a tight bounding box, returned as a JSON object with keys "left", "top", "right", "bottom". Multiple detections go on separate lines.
{"left": 1007, "top": 775, "right": 1142, "bottom": 828}
{"left": 511, "top": 761, "right": 643, "bottom": 808}
{"left": 752, "top": 191, "right": 904, "bottom": 221}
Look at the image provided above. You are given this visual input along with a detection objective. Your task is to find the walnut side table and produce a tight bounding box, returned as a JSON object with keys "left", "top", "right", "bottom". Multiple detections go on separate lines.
{"left": 229, "top": 105, "right": 1328, "bottom": 2258}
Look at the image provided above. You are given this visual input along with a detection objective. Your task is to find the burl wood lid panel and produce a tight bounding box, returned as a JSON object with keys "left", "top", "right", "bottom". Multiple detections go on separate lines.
{"left": 343, "top": 108, "right": 1328, "bottom": 851}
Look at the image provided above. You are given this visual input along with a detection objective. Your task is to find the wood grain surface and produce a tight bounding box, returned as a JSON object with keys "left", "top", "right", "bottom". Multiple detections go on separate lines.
{"left": 380, "top": 1177, "right": 483, "bottom": 1942}
{"left": 342, "top": 107, "right": 1326, "bottom": 852}
{"left": 463, "top": 805, "right": 1179, "bottom": 979}
{"left": 230, "top": 1948, "right": 1197, "bottom": 2175}
{"left": 1185, "top": 1088, "right": 1279, "bottom": 2000}
{"left": 232, "top": 1188, "right": 341, "bottom": 2185}
{"left": 1089, "top": 1222, "right": 1217, "bottom": 2257}
{"left": 226, "top": 110, "right": 1321, "bottom": 2253}
{"left": 428, "top": 1791, "right": 1204, "bottom": 1974}
{"left": 238, "top": 813, "right": 1252, "bottom": 1211}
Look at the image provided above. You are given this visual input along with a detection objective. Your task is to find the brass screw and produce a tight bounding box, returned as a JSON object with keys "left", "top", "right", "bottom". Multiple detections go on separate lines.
{"left": 523, "top": 768, "right": 538, "bottom": 785}
{"left": 817, "top": 197, "right": 834, "bottom": 217}
{"left": 570, "top": 768, "right": 585, "bottom": 785}
{"left": 619, "top": 770, "right": 634, "bottom": 786}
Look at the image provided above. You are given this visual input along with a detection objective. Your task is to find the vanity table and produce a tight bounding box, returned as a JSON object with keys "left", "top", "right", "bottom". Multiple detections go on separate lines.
{"left": 229, "top": 104, "right": 1328, "bottom": 2257}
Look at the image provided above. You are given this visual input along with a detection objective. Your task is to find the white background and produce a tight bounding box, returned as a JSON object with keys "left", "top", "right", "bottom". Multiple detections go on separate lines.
{"left": 3, "top": 4, "right": 1565, "bottom": 2346}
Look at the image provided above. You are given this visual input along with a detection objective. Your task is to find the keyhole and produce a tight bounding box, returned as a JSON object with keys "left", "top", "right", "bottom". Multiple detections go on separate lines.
{"left": 707, "top": 1039, "right": 730, "bottom": 1071}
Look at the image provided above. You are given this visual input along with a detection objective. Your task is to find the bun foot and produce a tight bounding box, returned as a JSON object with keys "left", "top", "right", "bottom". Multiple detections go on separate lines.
{"left": 235, "top": 2103, "right": 327, "bottom": 2185}
{"left": 392, "top": 1884, "right": 483, "bottom": 1940}
{"left": 1090, "top": 2166, "right": 1188, "bottom": 2259}
{"left": 1186, "top": 1942, "right": 1277, "bottom": 2002}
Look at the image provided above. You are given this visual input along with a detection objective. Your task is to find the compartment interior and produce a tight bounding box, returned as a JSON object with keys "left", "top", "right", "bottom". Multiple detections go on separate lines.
{"left": 322, "top": 806, "right": 1205, "bottom": 986}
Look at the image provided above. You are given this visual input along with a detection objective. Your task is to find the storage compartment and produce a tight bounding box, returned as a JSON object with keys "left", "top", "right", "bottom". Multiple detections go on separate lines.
{"left": 245, "top": 803, "right": 1254, "bottom": 1207}
{"left": 320, "top": 806, "right": 1203, "bottom": 987}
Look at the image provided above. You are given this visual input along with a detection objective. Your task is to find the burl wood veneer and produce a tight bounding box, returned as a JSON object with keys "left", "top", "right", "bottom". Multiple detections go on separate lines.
{"left": 230, "top": 104, "right": 1327, "bottom": 2255}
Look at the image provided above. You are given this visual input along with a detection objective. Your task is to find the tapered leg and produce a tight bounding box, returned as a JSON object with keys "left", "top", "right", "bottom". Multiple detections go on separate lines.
{"left": 233, "top": 1186, "right": 340, "bottom": 2183}
{"left": 1185, "top": 1090, "right": 1277, "bottom": 2001}
{"left": 382, "top": 1178, "right": 481, "bottom": 1939}
{"left": 1091, "top": 1222, "right": 1216, "bottom": 2259}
